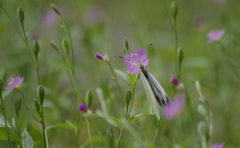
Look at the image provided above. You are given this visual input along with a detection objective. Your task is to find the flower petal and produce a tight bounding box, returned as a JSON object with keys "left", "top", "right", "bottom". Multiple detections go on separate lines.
{"left": 163, "top": 97, "right": 185, "bottom": 120}
{"left": 94, "top": 52, "right": 104, "bottom": 60}
{"left": 136, "top": 48, "right": 147, "bottom": 62}
{"left": 5, "top": 85, "right": 16, "bottom": 89}
{"left": 77, "top": 103, "right": 88, "bottom": 113}
{"left": 13, "top": 77, "right": 24, "bottom": 86}
{"left": 127, "top": 66, "right": 140, "bottom": 74}
{"left": 124, "top": 54, "right": 138, "bottom": 66}
{"left": 142, "top": 59, "right": 149, "bottom": 67}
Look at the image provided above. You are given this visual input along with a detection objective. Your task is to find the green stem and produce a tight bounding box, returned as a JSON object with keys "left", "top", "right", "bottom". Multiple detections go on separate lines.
{"left": 107, "top": 62, "right": 124, "bottom": 116}
{"left": 86, "top": 118, "right": 93, "bottom": 147}
{"left": 19, "top": 89, "right": 41, "bottom": 123}
{"left": 127, "top": 87, "right": 135, "bottom": 119}
{"left": 161, "top": 0, "right": 174, "bottom": 32}
{"left": 41, "top": 113, "right": 47, "bottom": 148}
{"left": 173, "top": 17, "right": 178, "bottom": 78}
{"left": 0, "top": 95, "right": 12, "bottom": 148}
{"left": 152, "top": 126, "right": 160, "bottom": 147}
{"left": 116, "top": 128, "right": 124, "bottom": 148}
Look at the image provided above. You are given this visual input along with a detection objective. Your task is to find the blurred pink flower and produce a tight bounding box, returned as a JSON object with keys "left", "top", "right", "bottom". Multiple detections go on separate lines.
{"left": 5, "top": 77, "right": 24, "bottom": 90}
{"left": 31, "top": 35, "right": 38, "bottom": 41}
{"left": 77, "top": 103, "right": 88, "bottom": 113}
{"left": 124, "top": 48, "right": 149, "bottom": 74}
{"left": 214, "top": 0, "right": 226, "bottom": 5}
{"left": 94, "top": 52, "right": 109, "bottom": 62}
{"left": 210, "top": 142, "right": 224, "bottom": 148}
{"left": 87, "top": 8, "right": 103, "bottom": 22}
{"left": 171, "top": 77, "right": 179, "bottom": 85}
{"left": 163, "top": 97, "right": 185, "bottom": 120}
{"left": 194, "top": 16, "right": 204, "bottom": 27}
{"left": 206, "top": 29, "right": 226, "bottom": 44}
{"left": 42, "top": 10, "right": 61, "bottom": 27}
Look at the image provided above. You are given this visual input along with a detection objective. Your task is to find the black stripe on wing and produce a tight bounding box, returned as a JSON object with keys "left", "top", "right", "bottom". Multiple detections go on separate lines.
{"left": 142, "top": 70, "right": 169, "bottom": 106}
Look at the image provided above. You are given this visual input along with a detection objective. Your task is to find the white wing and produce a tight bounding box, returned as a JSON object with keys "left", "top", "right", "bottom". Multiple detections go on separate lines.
{"left": 146, "top": 72, "right": 169, "bottom": 106}
{"left": 140, "top": 72, "right": 162, "bottom": 120}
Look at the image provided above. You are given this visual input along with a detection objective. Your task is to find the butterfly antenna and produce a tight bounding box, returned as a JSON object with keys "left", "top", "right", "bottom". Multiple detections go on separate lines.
{"left": 146, "top": 44, "right": 152, "bottom": 52}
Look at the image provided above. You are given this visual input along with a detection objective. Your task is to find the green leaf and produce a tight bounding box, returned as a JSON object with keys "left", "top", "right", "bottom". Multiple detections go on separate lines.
{"left": 96, "top": 110, "right": 121, "bottom": 128}
{"left": 129, "top": 113, "right": 153, "bottom": 123}
{"left": 0, "top": 130, "right": 19, "bottom": 142}
{"left": 0, "top": 116, "right": 14, "bottom": 133}
{"left": 22, "top": 128, "right": 35, "bottom": 148}
{"left": 181, "top": 137, "right": 191, "bottom": 148}
{"left": 46, "top": 120, "right": 77, "bottom": 134}
{"left": 128, "top": 73, "right": 135, "bottom": 82}
{"left": 114, "top": 69, "right": 134, "bottom": 88}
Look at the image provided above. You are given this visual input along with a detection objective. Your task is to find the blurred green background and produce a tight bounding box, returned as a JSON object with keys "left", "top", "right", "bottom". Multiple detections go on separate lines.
{"left": 1, "top": 0, "right": 240, "bottom": 147}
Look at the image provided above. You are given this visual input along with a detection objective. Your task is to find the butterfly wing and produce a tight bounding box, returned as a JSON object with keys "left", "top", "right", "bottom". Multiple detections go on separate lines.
{"left": 140, "top": 72, "right": 162, "bottom": 119}
{"left": 145, "top": 71, "right": 170, "bottom": 106}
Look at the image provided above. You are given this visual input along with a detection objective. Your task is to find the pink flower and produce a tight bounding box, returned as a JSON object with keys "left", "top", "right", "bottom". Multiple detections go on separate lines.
{"left": 87, "top": 8, "right": 103, "bottom": 22}
{"left": 171, "top": 77, "right": 179, "bottom": 85}
{"left": 124, "top": 48, "right": 149, "bottom": 74}
{"left": 94, "top": 52, "right": 109, "bottom": 62}
{"left": 42, "top": 10, "right": 61, "bottom": 27}
{"left": 193, "top": 16, "right": 204, "bottom": 27}
{"left": 31, "top": 35, "right": 38, "bottom": 41}
{"left": 206, "top": 29, "right": 226, "bottom": 44}
{"left": 5, "top": 77, "right": 24, "bottom": 90}
{"left": 163, "top": 97, "right": 185, "bottom": 120}
{"left": 210, "top": 143, "right": 224, "bottom": 148}
{"left": 77, "top": 103, "right": 88, "bottom": 113}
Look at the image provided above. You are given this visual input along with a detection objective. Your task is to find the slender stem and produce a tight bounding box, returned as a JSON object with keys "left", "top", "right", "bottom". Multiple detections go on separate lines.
{"left": 161, "top": 0, "right": 174, "bottom": 32}
{"left": 173, "top": 17, "right": 178, "bottom": 78}
{"left": 19, "top": 89, "right": 41, "bottom": 123}
{"left": 74, "top": 130, "right": 80, "bottom": 148}
{"left": 0, "top": 3, "right": 26, "bottom": 42}
{"left": 0, "top": 95, "right": 12, "bottom": 148}
{"left": 127, "top": 87, "right": 135, "bottom": 119}
{"left": 41, "top": 113, "right": 47, "bottom": 148}
{"left": 116, "top": 128, "right": 124, "bottom": 148}
{"left": 86, "top": 118, "right": 93, "bottom": 147}
{"left": 107, "top": 62, "right": 124, "bottom": 116}
{"left": 152, "top": 126, "right": 160, "bottom": 147}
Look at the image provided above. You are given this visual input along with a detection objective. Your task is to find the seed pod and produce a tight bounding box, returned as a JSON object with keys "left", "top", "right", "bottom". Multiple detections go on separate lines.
{"left": 86, "top": 90, "right": 93, "bottom": 108}
{"left": 17, "top": 7, "right": 25, "bottom": 26}
{"left": 124, "top": 37, "right": 129, "bottom": 54}
{"left": 32, "top": 40, "right": 39, "bottom": 59}
{"left": 177, "top": 47, "right": 184, "bottom": 65}
{"left": 105, "top": 128, "right": 114, "bottom": 148}
{"left": 170, "top": 2, "right": 178, "bottom": 18}
{"left": 37, "top": 85, "right": 45, "bottom": 106}
{"left": 50, "top": 3, "right": 61, "bottom": 16}
{"left": 62, "top": 39, "right": 70, "bottom": 57}
{"left": 124, "top": 90, "right": 132, "bottom": 107}
{"left": 122, "top": 47, "right": 126, "bottom": 57}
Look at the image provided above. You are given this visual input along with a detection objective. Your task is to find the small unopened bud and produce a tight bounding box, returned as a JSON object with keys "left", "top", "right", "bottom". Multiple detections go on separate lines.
{"left": 124, "top": 37, "right": 129, "bottom": 54}
{"left": 105, "top": 128, "right": 114, "bottom": 148}
{"left": 0, "top": 79, "right": 3, "bottom": 96}
{"left": 170, "top": 2, "right": 178, "bottom": 18}
{"left": 49, "top": 40, "right": 60, "bottom": 53}
{"left": 197, "top": 104, "right": 209, "bottom": 121}
{"left": 37, "top": 85, "right": 45, "bottom": 106}
{"left": 86, "top": 90, "right": 93, "bottom": 109}
{"left": 14, "top": 98, "right": 22, "bottom": 119}
{"left": 124, "top": 90, "right": 132, "bottom": 107}
{"left": 34, "top": 99, "right": 42, "bottom": 116}
{"left": 32, "top": 40, "right": 39, "bottom": 59}
{"left": 122, "top": 47, "right": 126, "bottom": 57}
{"left": 177, "top": 47, "right": 184, "bottom": 65}
{"left": 17, "top": 7, "right": 25, "bottom": 26}
{"left": 50, "top": 3, "right": 61, "bottom": 16}
{"left": 62, "top": 39, "right": 70, "bottom": 57}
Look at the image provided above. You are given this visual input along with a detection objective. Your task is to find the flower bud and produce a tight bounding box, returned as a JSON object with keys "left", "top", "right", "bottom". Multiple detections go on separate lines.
{"left": 124, "top": 90, "right": 132, "bottom": 107}
{"left": 62, "top": 39, "right": 70, "bottom": 57}
{"left": 86, "top": 90, "right": 93, "bottom": 109}
{"left": 197, "top": 104, "right": 209, "bottom": 121}
{"left": 122, "top": 47, "right": 126, "bottom": 57}
{"left": 124, "top": 37, "right": 129, "bottom": 54}
{"left": 17, "top": 7, "right": 25, "bottom": 26}
{"left": 32, "top": 40, "right": 39, "bottom": 59}
{"left": 0, "top": 79, "right": 3, "bottom": 97}
{"left": 14, "top": 98, "right": 21, "bottom": 119}
{"left": 105, "top": 128, "right": 114, "bottom": 148}
{"left": 195, "top": 81, "right": 205, "bottom": 102}
{"left": 50, "top": 3, "right": 62, "bottom": 16}
{"left": 177, "top": 47, "right": 184, "bottom": 66}
{"left": 49, "top": 40, "right": 60, "bottom": 53}
{"left": 170, "top": 2, "right": 178, "bottom": 18}
{"left": 37, "top": 85, "right": 45, "bottom": 106}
